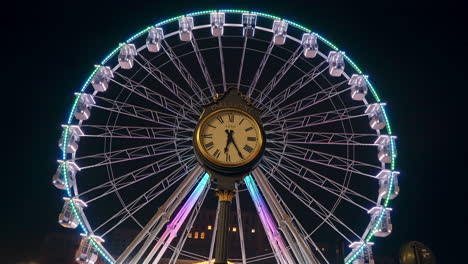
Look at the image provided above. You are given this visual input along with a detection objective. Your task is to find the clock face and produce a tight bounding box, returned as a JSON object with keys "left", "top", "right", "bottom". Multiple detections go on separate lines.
{"left": 196, "top": 108, "right": 263, "bottom": 167}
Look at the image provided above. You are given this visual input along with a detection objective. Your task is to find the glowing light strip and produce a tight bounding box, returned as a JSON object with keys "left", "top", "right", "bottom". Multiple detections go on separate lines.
{"left": 150, "top": 173, "right": 209, "bottom": 262}
{"left": 59, "top": 10, "right": 397, "bottom": 264}
{"left": 218, "top": 9, "right": 249, "bottom": 14}
{"left": 245, "top": 175, "right": 290, "bottom": 262}
{"left": 187, "top": 10, "right": 217, "bottom": 16}
{"left": 167, "top": 173, "right": 209, "bottom": 229}
{"left": 126, "top": 27, "right": 152, "bottom": 43}
{"left": 62, "top": 162, "right": 71, "bottom": 197}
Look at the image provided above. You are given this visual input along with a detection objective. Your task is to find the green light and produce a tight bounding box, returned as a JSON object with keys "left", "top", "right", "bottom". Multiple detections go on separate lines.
{"left": 364, "top": 76, "right": 381, "bottom": 102}
{"left": 90, "top": 238, "right": 113, "bottom": 263}
{"left": 155, "top": 15, "right": 184, "bottom": 27}
{"left": 69, "top": 199, "right": 86, "bottom": 234}
{"left": 343, "top": 53, "right": 363, "bottom": 74}
{"left": 283, "top": 19, "right": 311, "bottom": 32}
{"left": 67, "top": 93, "right": 82, "bottom": 124}
{"left": 80, "top": 66, "right": 100, "bottom": 93}
{"left": 315, "top": 33, "right": 339, "bottom": 51}
{"left": 126, "top": 27, "right": 151, "bottom": 43}
{"left": 101, "top": 43, "right": 124, "bottom": 65}
{"left": 251, "top": 11, "right": 280, "bottom": 20}
{"left": 219, "top": 9, "right": 249, "bottom": 14}
{"left": 61, "top": 162, "right": 71, "bottom": 197}
{"left": 186, "top": 10, "right": 216, "bottom": 16}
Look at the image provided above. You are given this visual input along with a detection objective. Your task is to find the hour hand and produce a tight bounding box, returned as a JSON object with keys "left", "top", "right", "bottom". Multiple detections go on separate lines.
{"left": 224, "top": 129, "right": 232, "bottom": 153}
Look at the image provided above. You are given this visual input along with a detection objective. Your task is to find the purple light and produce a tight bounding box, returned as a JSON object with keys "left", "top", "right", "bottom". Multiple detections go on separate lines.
{"left": 245, "top": 175, "right": 290, "bottom": 262}
{"left": 150, "top": 173, "right": 209, "bottom": 262}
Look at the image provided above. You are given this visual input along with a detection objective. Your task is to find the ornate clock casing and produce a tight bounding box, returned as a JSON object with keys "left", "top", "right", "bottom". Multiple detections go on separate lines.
{"left": 193, "top": 88, "right": 266, "bottom": 190}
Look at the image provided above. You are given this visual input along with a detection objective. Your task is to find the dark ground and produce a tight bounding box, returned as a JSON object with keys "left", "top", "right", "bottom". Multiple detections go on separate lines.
{"left": 2, "top": 0, "right": 466, "bottom": 263}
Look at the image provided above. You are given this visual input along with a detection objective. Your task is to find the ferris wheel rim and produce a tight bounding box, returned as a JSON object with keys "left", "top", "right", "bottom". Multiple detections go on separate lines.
{"left": 57, "top": 9, "right": 398, "bottom": 264}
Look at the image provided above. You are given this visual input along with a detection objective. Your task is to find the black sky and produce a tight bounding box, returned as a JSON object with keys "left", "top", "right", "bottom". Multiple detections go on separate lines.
{"left": 3, "top": 0, "right": 466, "bottom": 263}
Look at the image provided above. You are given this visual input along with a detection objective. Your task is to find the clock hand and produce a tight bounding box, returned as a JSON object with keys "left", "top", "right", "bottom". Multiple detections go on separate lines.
{"left": 229, "top": 130, "right": 244, "bottom": 159}
{"left": 224, "top": 129, "right": 232, "bottom": 153}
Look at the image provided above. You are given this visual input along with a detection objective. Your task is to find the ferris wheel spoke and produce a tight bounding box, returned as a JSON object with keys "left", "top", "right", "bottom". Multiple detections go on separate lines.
{"left": 92, "top": 96, "right": 195, "bottom": 128}
{"left": 75, "top": 141, "right": 192, "bottom": 170}
{"left": 262, "top": 60, "right": 328, "bottom": 111}
{"left": 94, "top": 160, "right": 197, "bottom": 236}
{"left": 247, "top": 40, "right": 275, "bottom": 97}
{"left": 93, "top": 164, "right": 194, "bottom": 234}
{"left": 79, "top": 151, "right": 191, "bottom": 198}
{"left": 161, "top": 40, "right": 208, "bottom": 103}
{"left": 268, "top": 131, "right": 381, "bottom": 147}
{"left": 190, "top": 36, "right": 216, "bottom": 96}
{"left": 108, "top": 74, "right": 198, "bottom": 121}
{"left": 255, "top": 45, "right": 302, "bottom": 106}
{"left": 262, "top": 154, "right": 377, "bottom": 208}
{"left": 82, "top": 153, "right": 195, "bottom": 204}
{"left": 218, "top": 36, "right": 227, "bottom": 92}
{"left": 270, "top": 140, "right": 381, "bottom": 171}
{"left": 262, "top": 79, "right": 350, "bottom": 122}
{"left": 133, "top": 54, "right": 202, "bottom": 115}
{"left": 258, "top": 165, "right": 361, "bottom": 243}
{"left": 237, "top": 37, "right": 248, "bottom": 89}
{"left": 261, "top": 158, "right": 373, "bottom": 212}
{"left": 265, "top": 105, "right": 368, "bottom": 132}
{"left": 267, "top": 145, "right": 377, "bottom": 178}
{"left": 79, "top": 124, "right": 191, "bottom": 141}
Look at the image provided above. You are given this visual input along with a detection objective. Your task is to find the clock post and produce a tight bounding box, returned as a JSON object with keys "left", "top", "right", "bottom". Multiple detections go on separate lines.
{"left": 214, "top": 190, "right": 235, "bottom": 264}
{"left": 193, "top": 87, "right": 265, "bottom": 264}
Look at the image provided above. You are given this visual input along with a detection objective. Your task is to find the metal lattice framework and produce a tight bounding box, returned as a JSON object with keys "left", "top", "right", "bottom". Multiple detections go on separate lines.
{"left": 53, "top": 10, "right": 399, "bottom": 264}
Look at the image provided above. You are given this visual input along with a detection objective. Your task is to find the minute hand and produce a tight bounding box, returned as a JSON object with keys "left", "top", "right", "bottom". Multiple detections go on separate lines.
{"left": 230, "top": 137, "right": 245, "bottom": 159}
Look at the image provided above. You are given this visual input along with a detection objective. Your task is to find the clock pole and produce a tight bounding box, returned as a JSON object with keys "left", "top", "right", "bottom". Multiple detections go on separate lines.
{"left": 214, "top": 190, "right": 235, "bottom": 264}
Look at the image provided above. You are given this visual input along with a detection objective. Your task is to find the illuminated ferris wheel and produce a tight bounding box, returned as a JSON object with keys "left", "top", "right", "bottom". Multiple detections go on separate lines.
{"left": 53, "top": 10, "right": 399, "bottom": 264}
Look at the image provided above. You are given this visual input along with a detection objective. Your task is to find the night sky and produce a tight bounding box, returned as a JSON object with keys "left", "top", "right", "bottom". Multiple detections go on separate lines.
{"left": 3, "top": 0, "right": 465, "bottom": 263}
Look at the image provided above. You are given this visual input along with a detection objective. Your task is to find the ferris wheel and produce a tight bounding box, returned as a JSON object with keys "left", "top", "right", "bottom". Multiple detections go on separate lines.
{"left": 53, "top": 10, "right": 399, "bottom": 264}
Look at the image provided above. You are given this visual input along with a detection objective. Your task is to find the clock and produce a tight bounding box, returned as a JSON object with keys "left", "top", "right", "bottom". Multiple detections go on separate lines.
{"left": 195, "top": 108, "right": 263, "bottom": 167}
{"left": 193, "top": 88, "right": 265, "bottom": 186}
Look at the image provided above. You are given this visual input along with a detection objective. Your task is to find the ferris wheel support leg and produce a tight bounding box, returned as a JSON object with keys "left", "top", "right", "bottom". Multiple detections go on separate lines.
{"left": 168, "top": 183, "right": 209, "bottom": 264}
{"left": 244, "top": 175, "right": 289, "bottom": 264}
{"left": 252, "top": 168, "right": 319, "bottom": 264}
{"left": 134, "top": 166, "right": 205, "bottom": 264}
{"left": 235, "top": 183, "right": 247, "bottom": 264}
{"left": 115, "top": 165, "right": 204, "bottom": 264}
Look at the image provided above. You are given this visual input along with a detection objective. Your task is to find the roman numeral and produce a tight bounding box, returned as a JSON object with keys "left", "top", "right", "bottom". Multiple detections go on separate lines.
{"left": 225, "top": 153, "right": 231, "bottom": 162}
{"left": 213, "top": 149, "right": 220, "bottom": 159}
{"left": 228, "top": 113, "right": 234, "bottom": 122}
{"left": 202, "top": 134, "right": 213, "bottom": 138}
{"left": 243, "top": 145, "right": 253, "bottom": 153}
{"left": 205, "top": 142, "right": 214, "bottom": 150}
{"left": 208, "top": 124, "right": 217, "bottom": 129}
{"left": 217, "top": 116, "right": 224, "bottom": 124}
{"left": 245, "top": 127, "right": 253, "bottom": 132}
{"left": 247, "top": 137, "right": 257, "bottom": 141}
{"left": 239, "top": 118, "right": 245, "bottom": 125}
